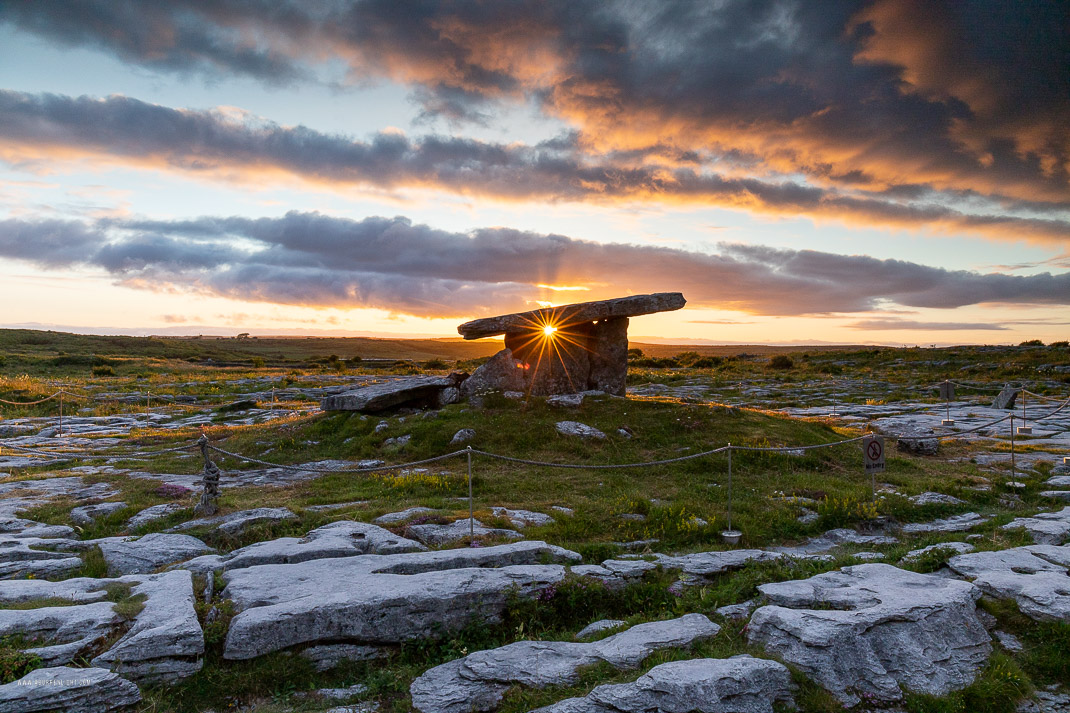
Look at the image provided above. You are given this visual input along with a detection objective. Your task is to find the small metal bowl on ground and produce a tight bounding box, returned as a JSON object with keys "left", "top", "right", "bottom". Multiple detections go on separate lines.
{"left": 721, "top": 530, "right": 742, "bottom": 545}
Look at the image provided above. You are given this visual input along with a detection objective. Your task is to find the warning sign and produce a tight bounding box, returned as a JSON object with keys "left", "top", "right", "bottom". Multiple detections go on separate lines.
{"left": 864, "top": 436, "right": 885, "bottom": 474}
{"left": 938, "top": 382, "right": 955, "bottom": 400}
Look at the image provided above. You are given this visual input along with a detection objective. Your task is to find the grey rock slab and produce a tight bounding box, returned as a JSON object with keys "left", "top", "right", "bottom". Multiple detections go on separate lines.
{"left": 1001, "top": 507, "right": 1070, "bottom": 545}
{"left": 0, "top": 517, "right": 74, "bottom": 539}
{"left": 529, "top": 655, "right": 794, "bottom": 713}
{"left": 948, "top": 545, "right": 1070, "bottom": 622}
{"left": 993, "top": 384, "right": 1020, "bottom": 410}
{"left": 715, "top": 599, "right": 758, "bottom": 621}
{"left": 407, "top": 518, "right": 521, "bottom": 546}
{"left": 450, "top": 428, "right": 476, "bottom": 445}
{"left": 902, "top": 512, "right": 988, "bottom": 534}
{"left": 100, "top": 532, "right": 213, "bottom": 575}
{"left": 770, "top": 528, "right": 897, "bottom": 557}
{"left": 1041, "top": 491, "right": 1070, "bottom": 501}
{"left": 0, "top": 556, "right": 83, "bottom": 579}
{"left": 169, "top": 507, "right": 296, "bottom": 534}
{"left": 92, "top": 570, "right": 205, "bottom": 684}
{"left": 179, "top": 520, "right": 426, "bottom": 573}
{"left": 460, "top": 349, "right": 528, "bottom": 398}
{"left": 457, "top": 292, "right": 686, "bottom": 339}
{"left": 1045, "top": 476, "right": 1070, "bottom": 487}
{"left": 909, "top": 492, "right": 966, "bottom": 506}
{"left": 322, "top": 376, "right": 457, "bottom": 412}
{"left": 301, "top": 643, "right": 389, "bottom": 672}
{"left": 127, "top": 503, "right": 186, "bottom": 529}
{"left": 373, "top": 506, "right": 436, "bottom": 524}
{"left": 0, "top": 601, "right": 119, "bottom": 665}
{"left": 576, "top": 619, "right": 627, "bottom": 639}
{"left": 491, "top": 507, "right": 554, "bottom": 528}
{"left": 70, "top": 501, "right": 127, "bottom": 525}
{"left": 0, "top": 666, "right": 141, "bottom": 712}
{"left": 221, "top": 541, "right": 580, "bottom": 660}
{"left": 555, "top": 421, "right": 606, "bottom": 439}
{"left": 547, "top": 393, "right": 585, "bottom": 407}
{"left": 411, "top": 614, "right": 719, "bottom": 713}
{"left": 995, "top": 630, "right": 1024, "bottom": 652}
{"left": 902, "top": 542, "right": 975, "bottom": 562}
{"left": 747, "top": 563, "right": 991, "bottom": 706}
{"left": 306, "top": 500, "right": 370, "bottom": 512}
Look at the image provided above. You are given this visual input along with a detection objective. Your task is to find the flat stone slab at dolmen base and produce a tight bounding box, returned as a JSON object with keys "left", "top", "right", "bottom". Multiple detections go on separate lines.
{"left": 458, "top": 293, "right": 686, "bottom": 397}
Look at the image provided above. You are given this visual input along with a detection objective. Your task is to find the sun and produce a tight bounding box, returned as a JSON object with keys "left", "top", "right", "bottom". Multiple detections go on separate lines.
{"left": 542, "top": 324, "right": 557, "bottom": 337}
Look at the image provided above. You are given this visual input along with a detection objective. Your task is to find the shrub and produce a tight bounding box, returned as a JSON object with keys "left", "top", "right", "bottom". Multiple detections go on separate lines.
{"left": 0, "top": 640, "right": 41, "bottom": 684}
{"left": 91, "top": 365, "right": 116, "bottom": 376}
{"left": 1018, "top": 339, "right": 1044, "bottom": 347}
{"left": 769, "top": 355, "right": 794, "bottom": 369}
{"left": 250, "top": 357, "right": 265, "bottom": 368}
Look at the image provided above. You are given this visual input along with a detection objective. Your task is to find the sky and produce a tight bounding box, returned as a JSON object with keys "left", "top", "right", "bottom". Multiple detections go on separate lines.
{"left": 0, "top": 0, "right": 1067, "bottom": 345}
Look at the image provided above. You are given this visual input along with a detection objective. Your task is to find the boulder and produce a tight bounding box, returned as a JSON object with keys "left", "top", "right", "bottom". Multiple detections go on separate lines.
{"left": 909, "top": 492, "right": 966, "bottom": 506}
{"left": 99, "top": 533, "right": 213, "bottom": 575}
{"left": 529, "top": 655, "right": 795, "bottom": 713}
{"left": 322, "top": 376, "right": 461, "bottom": 412}
{"left": 450, "top": 428, "right": 476, "bottom": 445}
{"left": 70, "top": 501, "right": 127, "bottom": 525}
{"left": 220, "top": 541, "right": 581, "bottom": 660}
{"left": 747, "top": 563, "right": 991, "bottom": 706}
{"left": 575, "top": 619, "right": 627, "bottom": 639}
{"left": 0, "top": 666, "right": 141, "bottom": 712}
{"left": 948, "top": 545, "right": 1070, "bottom": 622}
{"left": 992, "top": 384, "right": 1020, "bottom": 410}
{"left": 555, "top": 421, "right": 606, "bottom": 439}
{"left": 127, "top": 503, "right": 186, "bottom": 529}
{"left": 411, "top": 614, "right": 719, "bottom": 713}
{"left": 460, "top": 349, "right": 528, "bottom": 399}
{"left": 491, "top": 507, "right": 554, "bottom": 528}
{"left": 897, "top": 436, "right": 940, "bottom": 456}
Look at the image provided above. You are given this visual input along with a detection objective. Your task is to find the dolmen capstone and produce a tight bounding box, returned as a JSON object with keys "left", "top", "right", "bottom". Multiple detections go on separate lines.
{"left": 457, "top": 292, "right": 686, "bottom": 397}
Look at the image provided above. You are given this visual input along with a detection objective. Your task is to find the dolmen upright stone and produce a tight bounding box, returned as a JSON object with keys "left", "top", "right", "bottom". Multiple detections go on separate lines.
{"left": 457, "top": 293, "right": 686, "bottom": 397}
{"left": 747, "top": 563, "right": 990, "bottom": 707}
{"left": 220, "top": 541, "right": 580, "bottom": 660}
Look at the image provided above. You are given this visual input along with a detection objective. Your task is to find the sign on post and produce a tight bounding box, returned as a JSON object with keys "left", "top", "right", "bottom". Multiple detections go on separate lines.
{"left": 938, "top": 382, "right": 955, "bottom": 400}
{"left": 863, "top": 435, "right": 886, "bottom": 474}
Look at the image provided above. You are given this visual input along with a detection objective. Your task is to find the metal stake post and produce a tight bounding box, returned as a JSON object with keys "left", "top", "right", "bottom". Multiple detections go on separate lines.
{"left": 726, "top": 444, "right": 733, "bottom": 532}
{"left": 946, "top": 381, "right": 951, "bottom": 423}
{"left": 1009, "top": 414, "right": 1016, "bottom": 483}
{"left": 58, "top": 392, "right": 63, "bottom": 438}
{"left": 467, "top": 447, "right": 474, "bottom": 540}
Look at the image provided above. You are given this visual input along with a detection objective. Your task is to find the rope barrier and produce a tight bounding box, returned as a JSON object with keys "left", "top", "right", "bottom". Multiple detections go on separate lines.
{"left": 470, "top": 445, "right": 732, "bottom": 470}
{"left": 205, "top": 444, "right": 469, "bottom": 473}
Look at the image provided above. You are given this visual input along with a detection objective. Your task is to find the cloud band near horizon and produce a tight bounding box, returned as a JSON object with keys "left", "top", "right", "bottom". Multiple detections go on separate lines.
{"left": 1, "top": 212, "right": 1068, "bottom": 321}
{"left": 0, "top": 90, "right": 1067, "bottom": 245}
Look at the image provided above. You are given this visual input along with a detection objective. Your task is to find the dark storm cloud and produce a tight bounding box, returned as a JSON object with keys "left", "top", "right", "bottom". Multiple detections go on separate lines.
{"left": 2, "top": 91, "right": 1067, "bottom": 242}
{"left": 3, "top": 0, "right": 1067, "bottom": 209}
{"left": 1, "top": 212, "right": 1068, "bottom": 318}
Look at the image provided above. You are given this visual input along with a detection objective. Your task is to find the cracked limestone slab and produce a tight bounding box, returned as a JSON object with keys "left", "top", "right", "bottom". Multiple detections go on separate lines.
{"left": 221, "top": 541, "right": 581, "bottom": 660}
{"left": 168, "top": 506, "right": 296, "bottom": 534}
{"left": 178, "top": 520, "right": 426, "bottom": 573}
{"left": 948, "top": 545, "right": 1070, "bottom": 622}
{"left": 901, "top": 512, "right": 988, "bottom": 534}
{"left": 0, "top": 570, "right": 204, "bottom": 684}
{"left": 592, "top": 550, "right": 783, "bottom": 587}
{"left": 769, "top": 528, "right": 897, "bottom": 557}
{"left": 411, "top": 614, "right": 720, "bottom": 713}
{"left": 747, "top": 563, "right": 990, "bottom": 707}
{"left": 98, "top": 532, "right": 213, "bottom": 575}
{"left": 529, "top": 655, "right": 795, "bottom": 713}
{"left": 407, "top": 518, "right": 521, "bottom": 546}
{"left": 491, "top": 507, "right": 554, "bottom": 528}
{"left": 0, "top": 666, "right": 141, "bottom": 713}
{"left": 1001, "top": 507, "right": 1070, "bottom": 545}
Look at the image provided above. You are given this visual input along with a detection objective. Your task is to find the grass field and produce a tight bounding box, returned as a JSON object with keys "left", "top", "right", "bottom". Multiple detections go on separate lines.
{"left": 1, "top": 328, "right": 1069, "bottom": 712}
